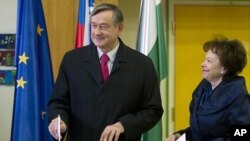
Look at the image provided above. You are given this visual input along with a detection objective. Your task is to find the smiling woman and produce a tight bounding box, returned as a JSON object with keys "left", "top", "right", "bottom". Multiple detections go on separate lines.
{"left": 166, "top": 36, "right": 250, "bottom": 141}
{"left": 174, "top": 4, "right": 250, "bottom": 132}
{"left": 201, "top": 49, "right": 224, "bottom": 89}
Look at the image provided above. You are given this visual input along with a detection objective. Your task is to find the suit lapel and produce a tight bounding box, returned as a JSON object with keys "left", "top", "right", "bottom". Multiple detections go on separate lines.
{"left": 83, "top": 46, "right": 103, "bottom": 85}
{"left": 111, "top": 40, "right": 128, "bottom": 75}
{"left": 83, "top": 39, "right": 129, "bottom": 84}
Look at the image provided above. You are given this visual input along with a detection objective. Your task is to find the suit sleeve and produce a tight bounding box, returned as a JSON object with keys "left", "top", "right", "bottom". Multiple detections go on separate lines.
{"left": 47, "top": 52, "right": 71, "bottom": 127}
{"left": 118, "top": 58, "right": 164, "bottom": 140}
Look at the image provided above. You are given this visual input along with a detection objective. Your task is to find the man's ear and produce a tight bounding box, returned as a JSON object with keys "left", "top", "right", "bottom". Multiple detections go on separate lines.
{"left": 117, "top": 23, "right": 124, "bottom": 37}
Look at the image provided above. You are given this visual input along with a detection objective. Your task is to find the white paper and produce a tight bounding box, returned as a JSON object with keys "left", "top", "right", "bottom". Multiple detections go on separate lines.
{"left": 57, "top": 115, "right": 61, "bottom": 141}
{"left": 177, "top": 133, "right": 186, "bottom": 141}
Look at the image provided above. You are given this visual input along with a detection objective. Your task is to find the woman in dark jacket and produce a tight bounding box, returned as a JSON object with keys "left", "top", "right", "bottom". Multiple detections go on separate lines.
{"left": 166, "top": 36, "right": 250, "bottom": 141}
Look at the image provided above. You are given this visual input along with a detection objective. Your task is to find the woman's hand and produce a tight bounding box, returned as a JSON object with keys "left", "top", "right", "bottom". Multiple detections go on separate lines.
{"left": 165, "top": 133, "right": 180, "bottom": 141}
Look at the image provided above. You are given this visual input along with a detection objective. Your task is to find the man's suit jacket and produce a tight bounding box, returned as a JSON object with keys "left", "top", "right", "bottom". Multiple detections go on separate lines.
{"left": 48, "top": 39, "right": 163, "bottom": 141}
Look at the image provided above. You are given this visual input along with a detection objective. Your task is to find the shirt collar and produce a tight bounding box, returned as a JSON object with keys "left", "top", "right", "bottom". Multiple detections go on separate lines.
{"left": 97, "top": 42, "right": 119, "bottom": 63}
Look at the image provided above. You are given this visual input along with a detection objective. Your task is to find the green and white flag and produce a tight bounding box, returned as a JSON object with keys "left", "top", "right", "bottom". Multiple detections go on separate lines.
{"left": 137, "top": 0, "right": 167, "bottom": 140}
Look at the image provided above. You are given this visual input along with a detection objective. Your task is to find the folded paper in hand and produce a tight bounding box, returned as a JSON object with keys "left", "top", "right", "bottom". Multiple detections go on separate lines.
{"left": 177, "top": 133, "right": 186, "bottom": 141}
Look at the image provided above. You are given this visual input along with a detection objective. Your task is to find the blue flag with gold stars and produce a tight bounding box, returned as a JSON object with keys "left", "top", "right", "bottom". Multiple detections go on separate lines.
{"left": 11, "top": 0, "right": 54, "bottom": 141}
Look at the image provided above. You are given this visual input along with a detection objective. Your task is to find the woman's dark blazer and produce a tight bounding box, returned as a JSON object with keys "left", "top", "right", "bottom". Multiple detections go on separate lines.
{"left": 187, "top": 76, "right": 250, "bottom": 141}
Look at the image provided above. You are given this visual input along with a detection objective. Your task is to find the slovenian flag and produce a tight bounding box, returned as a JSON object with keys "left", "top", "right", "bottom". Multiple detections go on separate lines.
{"left": 75, "top": 0, "right": 95, "bottom": 48}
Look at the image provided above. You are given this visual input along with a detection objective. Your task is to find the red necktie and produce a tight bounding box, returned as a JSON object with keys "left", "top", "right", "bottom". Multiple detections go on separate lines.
{"left": 101, "top": 54, "right": 109, "bottom": 81}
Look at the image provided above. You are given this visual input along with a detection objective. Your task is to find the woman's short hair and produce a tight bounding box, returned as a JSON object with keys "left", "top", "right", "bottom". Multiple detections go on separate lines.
{"left": 203, "top": 36, "right": 247, "bottom": 77}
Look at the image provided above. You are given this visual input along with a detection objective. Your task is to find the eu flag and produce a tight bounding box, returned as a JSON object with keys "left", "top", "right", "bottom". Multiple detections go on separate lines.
{"left": 11, "top": 0, "right": 54, "bottom": 141}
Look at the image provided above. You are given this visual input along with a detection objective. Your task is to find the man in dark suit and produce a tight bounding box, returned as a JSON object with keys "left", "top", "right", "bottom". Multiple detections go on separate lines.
{"left": 48, "top": 3, "right": 163, "bottom": 141}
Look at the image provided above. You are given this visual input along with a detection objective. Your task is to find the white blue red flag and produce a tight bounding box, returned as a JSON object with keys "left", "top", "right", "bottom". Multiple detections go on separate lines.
{"left": 75, "top": 0, "right": 95, "bottom": 48}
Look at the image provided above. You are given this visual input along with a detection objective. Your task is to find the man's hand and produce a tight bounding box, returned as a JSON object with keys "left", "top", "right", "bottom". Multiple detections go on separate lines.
{"left": 100, "top": 121, "right": 124, "bottom": 141}
{"left": 48, "top": 117, "right": 67, "bottom": 140}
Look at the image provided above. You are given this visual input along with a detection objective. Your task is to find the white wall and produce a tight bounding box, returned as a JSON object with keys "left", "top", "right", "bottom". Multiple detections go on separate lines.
{"left": 0, "top": 0, "right": 17, "bottom": 33}
{"left": 0, "top": 86, "right": 15, "bottom": 141}
{"left": 0, "top": 0, "right": 17, "bottom": 140}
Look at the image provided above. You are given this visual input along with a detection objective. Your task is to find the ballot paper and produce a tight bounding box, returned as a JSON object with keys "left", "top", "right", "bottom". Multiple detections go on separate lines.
{"left": 177, "top": 133, "right": 186, "bottom": 141}
{"left": 58, "top": 115, "right": 61, "bottom": 141}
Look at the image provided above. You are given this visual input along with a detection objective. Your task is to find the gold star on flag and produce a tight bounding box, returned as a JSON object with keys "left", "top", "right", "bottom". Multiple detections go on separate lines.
{"left": 37, "top": 24, "right": 44, "bottom": 36}
{"left": 16, "top": 76, "right": 27, "bottom": 89}
{"left": 19, "top": 52, "right": 29, "bottom": 64}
